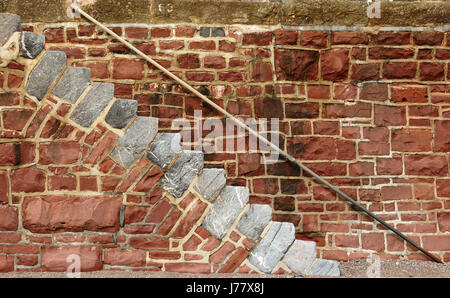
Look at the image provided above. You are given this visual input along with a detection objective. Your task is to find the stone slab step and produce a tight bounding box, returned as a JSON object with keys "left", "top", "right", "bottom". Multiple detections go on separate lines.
{"left": 309, "top": 259, "right": 340, "bottom": 277}
{"left": 20, "top": 32, "right": 45, "bottom": 59}
{"left": 146, "top": 133, "right": 182, "bottom": 171}
{"left": 161, "top": 150, "right": 204, "bottom": 198}
{"left": 53, "top": 67, "right": 91, "bottom": 104}
{"left": 0, "top": 14, "right": 21, "bottom": 46}
{"left": 111, "top": 116, "right": 158, "bottom": 168}
{"left": 105, "top": 99, "right": 138, "bottom": 129}
{"left": 237, "top": 204, "right": 272, "bottom": 241}
{"left": 70, "top": 82, "right": 114, "bottom": 127}
{"left": 202, "top": 186, "right": 249, "bottom": 239}
{"left": 194, "top": 168, "right": 226, "bottom": 202}
{"left": 248, "top": 221, "right": 295, "bottom": 274}
{"left": 26, "top": 51, "right": 67, "bottom": 100}
{"left": 282, "top": 240, "right": 317, "bottom": 275}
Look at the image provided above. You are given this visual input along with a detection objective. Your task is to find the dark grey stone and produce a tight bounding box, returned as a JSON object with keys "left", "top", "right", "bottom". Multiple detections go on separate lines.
{"left": 237, "top": 204, "right": 272, "bottom": 241}
{"left": 248, "top": 222, "right": 295, "bottom": 273}
{"left": 20, "top": 32, "right": 45, "bottom": 59}
{"left": 111, "top": 116, "right": 158, "bottom": 168}
{"left": 282, "top": 240, "right": 317, "bottom": 275}
{"left": 146, "top": 133, "right": 181, "bottom": 170}
{"left": 199, "top": 27, "right": 210, "bottom": 37}
{"left": 52, "top": 67, "right": 91, "bottom": 104}
{"left": 194, "top": 168, "right": 226, "bottom": 202}
{"left": 309, "top": 259, "right": 340, "bottom": 277}
{"left": 70, "top": 82, "right": 114, "bottom": 127}
{"left": 26, "top": 51, "right": 67, "bottom": 100}
{"left": 202, "top": 186, "right": 249, "bottom": 239}
{"left": 0, "top": 14, "right": 21, "bottom": 46}
{"left": 211, "top": 27, "right": 225, "bottom": 37}
{"left": 161, "top": 150, "right": 204, "bottom": 198}
{"left": 105, "top": 99, "right": 138, "bottom": 129}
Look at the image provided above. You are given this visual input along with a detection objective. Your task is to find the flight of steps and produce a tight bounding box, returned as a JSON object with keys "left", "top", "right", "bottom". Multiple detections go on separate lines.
{"left": 2, "top": 13, "right": 340, "bottom": 276}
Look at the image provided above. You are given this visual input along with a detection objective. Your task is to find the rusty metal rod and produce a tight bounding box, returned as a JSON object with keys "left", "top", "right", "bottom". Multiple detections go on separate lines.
{"left": 73, "top": 4, "right": 443, "bottom": 263}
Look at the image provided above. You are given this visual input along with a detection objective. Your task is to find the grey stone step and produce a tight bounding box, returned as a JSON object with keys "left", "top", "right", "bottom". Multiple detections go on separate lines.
{"left": 26, "top": 51, "right": 67, "bottom": 100}
{"left": 194, "top": 168, "right": 226, "bottom": 202}
{"left": 111, "top": 116, "right": 158, "bottom": 168}
{"left": 237, "top": 204, "right": 272, "bottom": 241}
{"left": 161, "top": 150, "right": 204, "bottom": 198}
{"left": 105, "top": 99, "right": 138, "bottom": 129}
{"left": 202, "top": 186, "right": 249, "bottom": 239}
{"left": 146, "top": 133, "right": 182, "bottom": 170}
{"left": 70, "top": 82, "right": 114, "bottom": 127}
{"left": 0, "top": 14, "right": 21, "bottom": 46}
{"left": 53, "top": 67, "right": 91, "bottom": 104}
{"left": 282, "top": 240, "right": 317, "bottom": 275}
{"left": 248, "top": 221, "right": 295, "bottom": 274}
{"left": 20, "top": 32, "right": 45, "bottom": 59}
{"left": 309, "top": 259, "right": 340, "bottom": 277}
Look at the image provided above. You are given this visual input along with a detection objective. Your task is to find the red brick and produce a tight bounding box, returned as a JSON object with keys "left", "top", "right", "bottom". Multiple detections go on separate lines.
{"left": 42, "top": 246, "right": 102, "bottom": 272}
{"left": 189, "top": 41, "right": 215, "bottom": 50}
{"left": 11, "top": 168, "right": 46, "bottom": 193}
{"left": 124, "top": 206, "right": 148, "bottom": 224}
{"left": 39, "top": 142, "right": 81, "bottom": 165}
{"left": 274, "top": 49, "right": 319, "bottom": 81}
{"left": 383, "top": 62, "right": 417, "bottom": 79}
{"left": 301, "top": 31, "right": 328, "bottom": 48}
{"left": 218, "top": 247, "right": 248, "bottom": 273}
{"left": 2, "top": 109, "right": 33, "bottom": 131}
{"left": 391, "top": 86, "right": 428, "bottom": 103}
{"left": 182, "top": 235, "right": 202, "bottom": 251}
{"left": 0, "top": 92, "right": 20, "bottom": 106}
{"left": 146, "top": 198, "right": 172, "bottom": 223}
{"left": 218, "top": 71, "right": 246, "bottom": 82}
{"left": 44, "top": 28, "right": 64, "bottom": 43}
{"left": 368, "top": 47, "right": 414, "bottom": 59}
{"left": 250, "top": 62, "right": 273, "bottom": 82}
{"left": 252, "top": 178, "right": 279, "bottom": 195}
{"left": 23, "top": 196, "right": 122, "bottom": 233}
{"left": 374, "top": 105, "right": 406, "bottom": 127}
{"left": 419, "top": 63, "right": 445, "bottom": 81}
{"left": 134, "top": 166, "right": 164, "bottom": 192}
{"left": 360, "top": 83, "right": 388, "bottom": 101}
{"left": 331, "top": 32, "right": 368, "bottom": 44}
{"left": 351, "top": 63, "right": 380, "bottom": 81}
{"left": 336, "top": 140, "right": 356, "bottom": 160}
{"left": 436, "top": 49, "right": 450, "bottom": 60}
{"left": 323, "top": 102, "right": 371, "bottom": 119}
{"left": 285, "top": 102, "right": 318, "bottom": 119}
{"left": 274, "top": 196, "right": 295, "bottom": 211}
{"left": 437, "top": 179, "right": 450, "bottom": 197}
{"left": 423, "top": 235, "right": 450, "bottom": 251}
{"left": 0, "top": 255, "right": 14, "bottom": 272}
{"left": 349, "top": 162, "right": 374, "bottom": 176}
{"left": 210, "top": 242, "right": 235, "bottom": 264}
{"left": 156, "top": 208, "right": 182, "bottom": 236}
{"left": 204, "top": 56, "right": 226, "bottom": 69}
{"left": 130, "top": 237, "right": 170, "bottom": 250}
{"left": 434, "top": 120, "right": 450, "bottom": 152}
{"left": 242, "top": 32, "right": 273, "bottom": 46}
{"left": 177, "top": 53, "right": 200, "bottom": 69}
{"left": 405, "top": 155, "right": 448, "bottom": 176}
{"left": 172, "top": 200, "right": 207, "bottom": 238}
{"left": 275, "top": 30, "right": 298, "bottom": 45}
{"left": 287, "top": 137, "right": 335, "bottom": 160}
{"left": 335, "top": 235, "right": 359, "bottom": 248}
{"left": 361, "top": 233, "right": 385, "bottom": 251}
{"left": 112, "top": 59, "right": 145, "bottom": 80}
{"left": 333, "top": 84, "right": 357, "bottom": 100}
{"left": 363, "top": 127, "right": 389, "bottom": 142}
{"left": 413, "top": 32, "right": 444, "bottom": 45}
{"left": 238, "top": 154, "right": 264, "bottom": 176}
{"left": 381, "top": 186, "right": 412, "bottom": 201}
{"left": 0, "top": 206, "right": 18, "bottom": 231}
{"left": 104, "top": 249, "right": 146, "bottom": 267}
{"left": 376, "top": 157, "right": 403, "bottom": 175}
{"left": 175, "top": 26, "right": 196, "bottom": 37}
{"left": 149, "top": 251, "right": 181, "bottom": 260}
{"left": 48, "top": 176, "right": 77, "bottom": 191}
{"left": 370, "top": 32, "right": 411, "bottom": 45}
{"left": 219, "top": 40, "right": 236, "bottom": 52}
{"left": 151, "top": 27, "right": 172, "bottom": 38}
{"left": 16, "top": 255, "right": 38, "bottom": 266}
{"left": 135, "top": 42, "right": 156, "bottom": 55}
{"left": 392, "top": 129, "right": 432, "bottom": 152}
{"left": 307, "top": 85, "right": 330, "bottom": 99}
{"left": 165, "top": 263, "right": 210, "bottom": 274}
{"left": 125, "top": 27, "right": 149, "bottom": 38}
{"left": 48, "top": 46, "right": 85, "bottom": 59}
{"left": 321, "top": 49, "right": 349, "bottom": 81}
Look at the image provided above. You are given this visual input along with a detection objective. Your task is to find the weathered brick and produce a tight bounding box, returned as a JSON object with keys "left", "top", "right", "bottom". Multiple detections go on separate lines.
{"left": 42, "top": 246, "right": 102, "bottom": 272}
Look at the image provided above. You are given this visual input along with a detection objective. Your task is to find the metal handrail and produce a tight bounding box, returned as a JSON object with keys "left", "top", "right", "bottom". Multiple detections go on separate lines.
{"left": 72, "top": 4, "right": 442, "bottom": 263}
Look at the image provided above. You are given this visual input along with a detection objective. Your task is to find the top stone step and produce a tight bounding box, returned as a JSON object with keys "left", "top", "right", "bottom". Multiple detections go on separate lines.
{"left": 0, "top": 14, "right": 21, "bottom": 47}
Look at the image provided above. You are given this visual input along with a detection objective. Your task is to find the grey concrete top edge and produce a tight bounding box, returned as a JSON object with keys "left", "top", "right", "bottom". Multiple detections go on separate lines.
{"left": 1, "top": 0, "right": 449, "bottom": 27}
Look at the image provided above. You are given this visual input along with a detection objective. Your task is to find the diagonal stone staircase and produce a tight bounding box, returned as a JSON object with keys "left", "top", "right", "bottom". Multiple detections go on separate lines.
{"left": 0, "top": 13, "right": 340, "bottom": 276}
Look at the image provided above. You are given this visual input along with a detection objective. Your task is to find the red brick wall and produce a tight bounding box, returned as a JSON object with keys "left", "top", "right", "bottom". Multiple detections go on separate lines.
{"left": 1, "top": 22, "right": 449, "bottom": 271}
